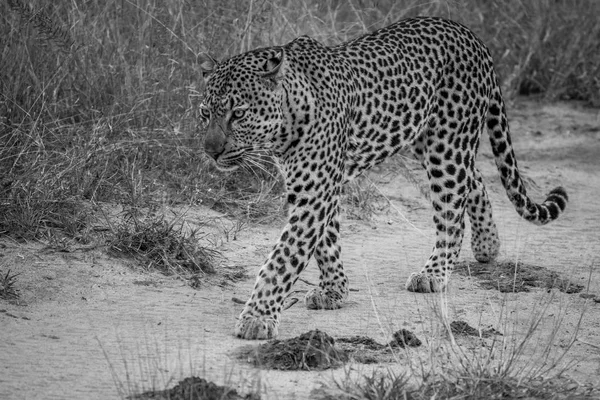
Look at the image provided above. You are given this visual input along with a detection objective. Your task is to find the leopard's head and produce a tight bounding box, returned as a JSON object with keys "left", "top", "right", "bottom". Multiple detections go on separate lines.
{"left": 198, "top": 48, "right": 286, "bottom": 171}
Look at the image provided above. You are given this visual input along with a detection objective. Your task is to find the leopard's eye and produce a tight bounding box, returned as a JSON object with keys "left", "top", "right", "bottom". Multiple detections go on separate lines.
{"left": 199, "top": 106, "right": 211, "bottom": 120}
{"left": 231, "top": 108, "right": 246, "bottom": 120}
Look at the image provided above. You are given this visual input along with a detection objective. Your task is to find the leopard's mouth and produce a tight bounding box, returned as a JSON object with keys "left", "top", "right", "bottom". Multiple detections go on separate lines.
{"left": 213, "top": 149, "right": 246, "bottom": 172}
{"left": 214, "top": 161, "right": 240, "bottom": 172}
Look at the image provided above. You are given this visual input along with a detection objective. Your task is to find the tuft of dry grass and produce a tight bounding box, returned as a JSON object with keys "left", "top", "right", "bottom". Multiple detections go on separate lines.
{"left": 0, "top": 269, "right": 20, "bottom": 301}
{"left": 107, "top": 208, "right": 218, "bottom": 279}
{"left": 7, "top": 0, "right": 76, "bottom": 53}
{"left": 343, "top": 176, "right": 390, "bottom": 221}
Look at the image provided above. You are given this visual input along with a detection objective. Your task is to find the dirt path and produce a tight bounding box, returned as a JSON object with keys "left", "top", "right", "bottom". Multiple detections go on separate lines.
{"left": 1, "top": 100, "right": 599, "bottom": 399}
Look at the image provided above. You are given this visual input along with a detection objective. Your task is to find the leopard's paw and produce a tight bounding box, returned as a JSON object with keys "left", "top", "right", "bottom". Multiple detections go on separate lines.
{"left": 234, "top": 314, "right": 278, "bottom": 340}
{"left": 472, "top": 236, "right": 500, "bottom": 263}
{"left": 473, "top": 248, "right": 499, "bottom": 263}
{"left": 304, "top": 288, "right": 345, "bottom": 309}
{"left": 405, "top": 272, "right": 446, "bottom": 293}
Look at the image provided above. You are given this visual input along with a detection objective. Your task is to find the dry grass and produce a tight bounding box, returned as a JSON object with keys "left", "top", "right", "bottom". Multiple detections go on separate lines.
{"left": 316, "top": 290, "right": 597, "bottom": 399}
{"left": 343, "top": 177, "right": 388, "bottom": 221}
{"left": 0, "top": 268, "right": 20, "bottom": 301}
{"left": 1, "top": 0, "right": 599, "bottom": 243}
{"left": 107, "top": 208, "right": 218, "bottom": 279}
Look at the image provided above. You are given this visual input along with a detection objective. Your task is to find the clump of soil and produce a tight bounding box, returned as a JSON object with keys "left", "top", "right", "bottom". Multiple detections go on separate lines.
{"left": 335, "top": 335, "right": 388, "bottom": 364}
{"left": 454, "top": 260, "right": 584, "bottom": 293}
{"left": 236, "top": 329, "right": 423, "bottom": 369}
{"left": 336, "top": 329, "right": 422, "bottom": 350}
{"left": 450, "top": 320, "right": 501, "bottom": 338}
{"left": 238, "top": 330, "right": 348, "bottom": 370}
{"left": 129, "top": 377, "right": 260, "bottom": 400}
{"left": 336, "top": 335, "right": 386, "bottom": 351}
{"left": 336, "top": 329, "right": 422, "bottom": 364}
{"left": 580, "top": 293, "right": 600, "bottom": 303}
{"left": 390, "top": 329, "right": 423, "bottom": 348}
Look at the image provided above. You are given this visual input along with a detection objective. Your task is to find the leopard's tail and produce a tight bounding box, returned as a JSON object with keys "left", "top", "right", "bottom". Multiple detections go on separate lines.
{"left": 486, "top": 86, "right": 568, "bottom": 226}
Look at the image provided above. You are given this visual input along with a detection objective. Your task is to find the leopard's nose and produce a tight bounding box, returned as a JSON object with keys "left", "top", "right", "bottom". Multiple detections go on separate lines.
{"left": 204, "top": 131, "right": 226, "bottom": 160}
{"left": 204, "top": 141, "right": 224, "bottom": 160}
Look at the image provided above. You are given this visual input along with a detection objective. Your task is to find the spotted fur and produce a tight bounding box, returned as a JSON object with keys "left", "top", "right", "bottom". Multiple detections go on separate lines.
{"left": 199, "top": 17, "right": 568, "bottom": 340}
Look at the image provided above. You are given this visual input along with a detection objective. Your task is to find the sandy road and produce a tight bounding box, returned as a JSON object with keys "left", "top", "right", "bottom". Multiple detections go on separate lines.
{"left": 1, "top": 100, "right": 599, "bottom": 399}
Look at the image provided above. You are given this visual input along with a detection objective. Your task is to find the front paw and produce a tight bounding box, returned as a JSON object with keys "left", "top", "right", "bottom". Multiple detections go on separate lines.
{"left": 235, "top": 314, "right": 279, "bottom": 340}
{"left": 304, "top": 288, "right": 345, "bottom": 309}
{"left": 405, "top": 272, "right": 446, "bottom": 293}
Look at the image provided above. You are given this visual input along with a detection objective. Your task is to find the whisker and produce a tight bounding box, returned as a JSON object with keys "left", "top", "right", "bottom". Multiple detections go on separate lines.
{"left": 248, "top": 149, "right": 278, "bottom": 167}
{"left": 248, "top": 157, "right": 278, "bottom": 172}
{"left": 244, "top": 156, "right": 277, "bottom": 179}
{"left": 245, "top": 153, "right": 280, "bottom": 181}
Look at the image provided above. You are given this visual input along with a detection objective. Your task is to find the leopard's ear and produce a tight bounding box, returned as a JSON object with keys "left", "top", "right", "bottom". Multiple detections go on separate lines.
{"left": 199, "top": 53, "right": 217, "bottom": 78}
{"left": 258, "top": 47, "right": 285, "bottom": 84}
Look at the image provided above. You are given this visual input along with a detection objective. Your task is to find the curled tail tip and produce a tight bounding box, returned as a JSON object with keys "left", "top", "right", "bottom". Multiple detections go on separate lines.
{"left": 550, "top": 186, "right": 568, "bottom": 198}
{"left": 547, "top": 186, "right": 568, "bottom": 209}
{"left": 539, "top": 186, "right": 568, "bottom": 224}
{"left": 519, "top": 185, "right": 568, "bottom": 225}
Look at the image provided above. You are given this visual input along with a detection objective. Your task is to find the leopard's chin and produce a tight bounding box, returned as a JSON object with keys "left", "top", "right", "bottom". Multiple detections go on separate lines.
{"left": 215, "top": 163, "right": 240, "bottom": 172}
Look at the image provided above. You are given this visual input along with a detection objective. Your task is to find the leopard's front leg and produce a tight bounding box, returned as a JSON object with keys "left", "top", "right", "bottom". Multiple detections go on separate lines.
{"left": 305, "top": 204, "right": 349, "bottom": 309}
{"left": 235, "top": 189, "right": 338, "bottom": 339}
{"left": 234, "top": 228, "right": 312, "bottom": 339}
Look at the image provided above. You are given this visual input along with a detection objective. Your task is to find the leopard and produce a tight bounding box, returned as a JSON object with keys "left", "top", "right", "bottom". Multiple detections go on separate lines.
{"left": 198, "top": 17, "right": 568, "bottom": 340}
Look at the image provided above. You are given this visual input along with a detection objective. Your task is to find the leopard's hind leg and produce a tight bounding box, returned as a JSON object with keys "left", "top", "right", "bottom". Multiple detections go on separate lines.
{"left": 406, "top": 99, "right": 491, "bottom": 292}
{"left": 466, "top": 168, "right": 500, "bottom": 262}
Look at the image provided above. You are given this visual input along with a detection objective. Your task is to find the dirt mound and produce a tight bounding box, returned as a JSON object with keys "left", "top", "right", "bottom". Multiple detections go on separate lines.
{"left": 454, "top": 260, "right": 584, "bottom": 293}
{"left": 129, "top": 377, "right": 260, "bottom": 400}
{"left": 236, "top": 330, "right": 348, "bottom": 370}
{"left": 236, "top": 329, "right": 423, "bottom": 369}
{"left": 450, "top": 320, "right": 502, "bottom": 338}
